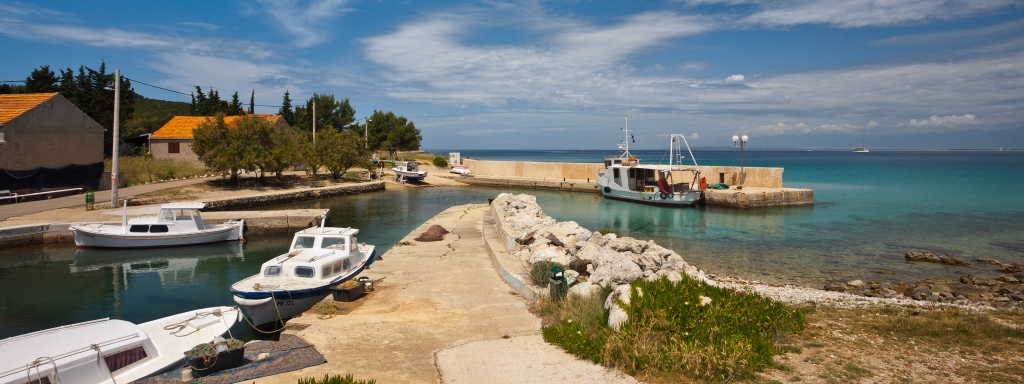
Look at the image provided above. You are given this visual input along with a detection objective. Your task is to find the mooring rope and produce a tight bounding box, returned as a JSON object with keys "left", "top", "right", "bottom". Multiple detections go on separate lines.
{"left": 25, "top": 356, "right": 58, "bottom": 384}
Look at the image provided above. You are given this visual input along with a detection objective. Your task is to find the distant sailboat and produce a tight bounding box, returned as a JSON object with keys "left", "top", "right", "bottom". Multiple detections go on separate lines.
{"left": 853, "top": 139, "right": 869, "bottom": 153}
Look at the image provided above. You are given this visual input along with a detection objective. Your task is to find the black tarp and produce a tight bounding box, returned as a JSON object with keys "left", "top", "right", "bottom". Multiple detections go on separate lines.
{"left": 0, "top": 162, "right": 103, "bottom": 191}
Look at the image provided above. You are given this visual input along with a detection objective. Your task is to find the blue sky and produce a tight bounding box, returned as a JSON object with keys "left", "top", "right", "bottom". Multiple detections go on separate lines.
{"left": 2, "top": 0, "right": 1023, "bottom": 149}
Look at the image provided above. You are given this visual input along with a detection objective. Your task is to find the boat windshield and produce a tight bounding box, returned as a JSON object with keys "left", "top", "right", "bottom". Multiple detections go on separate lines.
{"left": 321, "top": 237, "right": 348, "bottom": 251}
{"left": 292, "top": 236, "right": 316, "bottom": 249}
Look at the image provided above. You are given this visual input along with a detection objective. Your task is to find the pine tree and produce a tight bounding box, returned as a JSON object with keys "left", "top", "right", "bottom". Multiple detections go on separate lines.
{"left": 230, "top": 91, "right": 242, "bottom": 116}
{"left": 280, "top": 90, "right": 295, "bottom": 125}
{"left": 249, "top": 89, "right": 255, "bottom": 114}
{"left": 25, "top": 66, "right": 59, "bottom": 93}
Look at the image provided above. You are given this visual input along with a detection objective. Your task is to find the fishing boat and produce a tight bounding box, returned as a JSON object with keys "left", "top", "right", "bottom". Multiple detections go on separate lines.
{"left": 0, "top": 306, "right": 241, "bottom": 384}
{"left": 392, "top": 160, "right": 427, "bottom": 182}
{"left": 230, "top": 221, "right": 377, "bottom": 329}
{"left": 597, "top": 114, "right": 703, "bottom": 206}
{"left": 853, "top": 139, "right": 869, "bottom": 152}
{"left": 69, "top": 202, "right": 245, "bottom": 249}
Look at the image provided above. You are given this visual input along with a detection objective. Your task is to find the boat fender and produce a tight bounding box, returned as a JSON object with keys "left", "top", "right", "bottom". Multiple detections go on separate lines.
{"left": 667, "top": 191, "right": 674, "bottom": 199}
{"left": 659, "top": 192, "right": 668, "bottom": 199}
{"left": 603, "top": 186, "right": 611, "bottom": 193}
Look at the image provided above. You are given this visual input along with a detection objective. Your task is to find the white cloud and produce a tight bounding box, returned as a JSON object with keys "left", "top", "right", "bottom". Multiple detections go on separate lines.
{"left": 725, "top": 74, "right": 745, "bottom": 81}
{"left": 897, "top": 114, "right": 981, "bottom": 127}
{"left": 255, "top": 0, "right": 353, "bottom": 47}
{"left": 867, "top": 121, "right": 878, "bottom": 127}
{"left": 687, "top": 132, "right": 700, "bottom": 140}
{"left": 737, "top": 0, "right": 1018, "bottom": 28}
{"left": 751, "top": 122, "right": 810, "bottom": 136}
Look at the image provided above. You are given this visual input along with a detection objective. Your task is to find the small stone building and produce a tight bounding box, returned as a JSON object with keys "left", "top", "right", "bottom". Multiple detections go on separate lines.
{"left": 150, "top": 114, "right": 291, "bottom": 162}
{"left": 0, "top": 93, "right": 104, "bottom": 190}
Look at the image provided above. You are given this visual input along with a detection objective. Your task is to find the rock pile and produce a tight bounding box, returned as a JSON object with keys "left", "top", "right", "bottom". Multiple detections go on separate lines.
{"left": 904, "top": 251, "right": 970, "bottom": 266}
{"left": 491, "top": 193, "right": 708, "bottom": 329}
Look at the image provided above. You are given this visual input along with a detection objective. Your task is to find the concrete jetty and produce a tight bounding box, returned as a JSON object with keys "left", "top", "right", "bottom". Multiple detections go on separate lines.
{"left": 458, "top": 159, "right": 814, "bottom": 208}
{"left": 267, "top": 205, "right": 636, "bottom": 383}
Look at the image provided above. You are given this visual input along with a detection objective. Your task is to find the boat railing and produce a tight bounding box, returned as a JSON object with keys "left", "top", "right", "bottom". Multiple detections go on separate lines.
{"left": 0, "top": 333, "right": 141, "bottom": 378}
{"left": 307, "top": 250, "right": 337, "bottom": 263}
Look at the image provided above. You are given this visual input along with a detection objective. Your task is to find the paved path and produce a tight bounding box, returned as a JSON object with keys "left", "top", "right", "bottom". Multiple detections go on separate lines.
{"left": 0, "top": 177, "right": 211, "bottom": 222}
{"left": 264, "top": 205, "right": 637, "bottom": 384}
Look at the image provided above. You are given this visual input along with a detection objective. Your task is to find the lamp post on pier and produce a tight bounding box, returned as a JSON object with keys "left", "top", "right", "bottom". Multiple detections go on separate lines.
{"left": 111, "top": 69, "right": 121, "bottom": 208}
{"left": 732, "top": 134, "right": 748, "bottom": 187}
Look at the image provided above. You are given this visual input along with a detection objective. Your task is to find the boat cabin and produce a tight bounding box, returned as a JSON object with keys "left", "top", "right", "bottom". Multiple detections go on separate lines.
{"left": 260, "top": 227, "right": 362, "bottom": 282}
{"left": 0, "top": 319, "right": 157, "bottom": 384}
{"left": 128, "top": 203, "right": 207, "bottom": 234}
{"left": 607, "top": 165, "right": 691, "bottom": 194}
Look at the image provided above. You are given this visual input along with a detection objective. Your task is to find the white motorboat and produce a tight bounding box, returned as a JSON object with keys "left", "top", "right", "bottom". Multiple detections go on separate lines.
{"left": 230, "top": 222, "right": 377, "bottom": 329}
{"left": 69, "top": 202, "right": 244, "bottom": 249}
{"left": 392, "top": 160, "right": 427, "bottom": 182}
{"left": 0, "top": 306, "right": 241, "bottom": 384}
{"left": 597, "top": 114, "right": 703, "bottom": 206}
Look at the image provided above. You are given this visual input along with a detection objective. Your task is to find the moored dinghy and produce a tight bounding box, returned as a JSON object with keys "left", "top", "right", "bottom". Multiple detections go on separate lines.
{"left": 230, "top": 221, "right": 377, "bottom": 329}
{"left": 0, "top": 306, "right": 241, "bottom": 384}
{"left": 69, "top": 202, "right": 245, "bottom": 249}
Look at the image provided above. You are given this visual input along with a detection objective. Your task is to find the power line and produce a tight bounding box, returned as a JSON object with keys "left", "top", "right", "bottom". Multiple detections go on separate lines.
{"left": 1, "top": 80, "right": 26, "bottom": 83}
{"left": 124, "top": 76, "right": 283, "bottom": 108}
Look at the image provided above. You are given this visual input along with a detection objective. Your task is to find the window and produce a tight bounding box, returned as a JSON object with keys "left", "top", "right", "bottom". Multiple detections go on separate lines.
{"left": 149, "top": 225, "right": 169, "bottom": 233}
{"left": 295, "top": 266, "right": 315, "bottom": 278}
{"left": 321, "top": 237, "right": 347, "bottom": 250}
{"left": 129, "top": 225, "right": 149, "bottom": 233}
{"left": 23, "top": 376, "right": 51, "bottom": 384}
{"left": 0, "top": 132, "right": 5, "bottom": 143}
{"left": 264, "top": 266, "right": 281, "bottom": 277}
{"left": 343, "top": 258, "right": 351, "bottom": 270}
{"left": 322, "top": 266, "right": 332, "bottom": 278}
{"left": 104, "top": 345, "right": 148, "bottom": 372}
{"left": 168, "top": 142, "right": 180, "bottom": 153}
{"left": 333, "top": 262, "right": 342, "bottom": 274}
{"left": 292, "top": 236, "right": 316, "bottom": 249}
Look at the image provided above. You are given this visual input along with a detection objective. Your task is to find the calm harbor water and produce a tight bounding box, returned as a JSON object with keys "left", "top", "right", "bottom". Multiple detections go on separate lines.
{"left": 3, "top": 150, "right": 1024, "bottom": 339}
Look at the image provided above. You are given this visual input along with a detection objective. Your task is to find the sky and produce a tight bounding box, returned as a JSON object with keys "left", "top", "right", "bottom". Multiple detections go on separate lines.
{"left": 1, "top": 0, "right": 1023, "bottom": 149}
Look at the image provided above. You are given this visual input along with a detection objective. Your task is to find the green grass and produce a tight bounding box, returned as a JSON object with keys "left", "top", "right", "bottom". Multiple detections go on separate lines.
{"left": 530, "top": 260, "right": 566, "bottom": 287}
{"left": 105, "top": 157, "right": 207, "bottom": 186}
{"left": 538, "top": 276, "right": 805, "bottom": 383}
{"left": 297, "top": 374, "right": 375, "bottom": 384}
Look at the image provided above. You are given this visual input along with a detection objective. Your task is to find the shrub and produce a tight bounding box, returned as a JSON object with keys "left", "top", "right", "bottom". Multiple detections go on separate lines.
{"left": 297, "top": 374, "right": 375, "bottom": 384}
{"left": 530, "top": 260, "right": 566, "bottom": 287}
{"left": 539, "top": 287, "right": 612, "bottom": 363}
{"left": 432, "top": 156, "right": 449, "bottom": 168}
{"left": 598, "top": 227, "right": 612, "bottom": 235}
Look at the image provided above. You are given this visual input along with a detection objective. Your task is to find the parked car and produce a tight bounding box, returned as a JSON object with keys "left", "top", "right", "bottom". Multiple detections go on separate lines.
{"left": 450, "top": 165, "right": 471, "bottom": 175}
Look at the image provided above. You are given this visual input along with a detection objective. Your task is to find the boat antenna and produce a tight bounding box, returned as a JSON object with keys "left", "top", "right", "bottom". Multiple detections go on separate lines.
{"left": 620, "top": 111, "right": 633, "bottom": 159}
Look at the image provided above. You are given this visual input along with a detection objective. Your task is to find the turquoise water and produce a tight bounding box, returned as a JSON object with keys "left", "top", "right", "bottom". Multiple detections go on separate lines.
{"left": 3, "top": 150, "right": 1024, "bottom": 339}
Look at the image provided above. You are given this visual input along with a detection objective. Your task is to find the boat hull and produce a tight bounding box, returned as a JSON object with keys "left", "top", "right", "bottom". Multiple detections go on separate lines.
{"left": 600, "top": 187, "right": 703, "bottom": 206}
{"left": 232, "top": 248, "right": 377, "bottom": 329}
{"left": 393, "top": 169, "right": 427, "bottom": 182}
{"left": 70, "top": 223, "right": 243, "bottom": 249}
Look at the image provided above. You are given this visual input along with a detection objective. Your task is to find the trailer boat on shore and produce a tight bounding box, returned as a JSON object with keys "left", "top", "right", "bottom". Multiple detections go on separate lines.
{"left": 597, "top": 115, "right": 703, "bottom": 206}
{"left": 392, "top": 160, "right": 427, "bottom": 182}
{"left": 0, "top": 306, "right": 240, "bottom": 384}
{"left": 230, "top": 222, "right": 377, "bottom": 329}
{"left": 69, "top": 202, "right": 245, "bottom": 249}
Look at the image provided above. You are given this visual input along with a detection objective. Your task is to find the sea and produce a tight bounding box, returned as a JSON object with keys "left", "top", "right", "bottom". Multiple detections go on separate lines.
{"left": 2, "top": 149, "right": 1023, "bottom": 339}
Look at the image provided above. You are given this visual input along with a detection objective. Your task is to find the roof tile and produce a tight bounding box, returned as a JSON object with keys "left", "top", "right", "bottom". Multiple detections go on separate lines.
{"left": 151, "top": 114, "right": 284, "bottom": 139}
{"left": 0, "top": 93, "right": 59, "bottom": 125}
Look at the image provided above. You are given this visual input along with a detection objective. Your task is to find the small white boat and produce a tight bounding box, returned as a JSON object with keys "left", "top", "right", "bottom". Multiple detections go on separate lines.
{"left": 597, "top": 115, "right": 703, "bottom": 206}
{"left": 392, "top": 160, "right": 427, "bottom": 182}
{"left": 69, "top": 202, "right": 244, "bottom": 249}
{"left": 0, "top": 306, "right": 241, "bottom": 384}
{"left": 853, "top": 147, "right": 869, "bottom": 153}
{"left": 230, "top": 222, "right": 376, "bottom": 329}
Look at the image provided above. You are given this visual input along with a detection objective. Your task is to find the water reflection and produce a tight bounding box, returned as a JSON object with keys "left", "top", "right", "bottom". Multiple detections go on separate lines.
{"left": 70, "top": 243, "right": 245, "bottom": 288}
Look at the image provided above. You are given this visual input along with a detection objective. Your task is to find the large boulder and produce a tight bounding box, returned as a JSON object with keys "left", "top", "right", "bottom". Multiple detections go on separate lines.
{"left": 528, "top": 245, "right": 571, "bottom": 266}
{"left": 605, "top": 284, "right": 633, "bottom": 331}
{"left": 589, "top": 250, "right": 643, "bottom": 287}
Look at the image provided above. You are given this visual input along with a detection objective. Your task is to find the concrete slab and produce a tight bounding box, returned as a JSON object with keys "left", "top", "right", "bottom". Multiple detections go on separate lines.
{"left": 265, "top": 205, "right": 633, "bottom": 383}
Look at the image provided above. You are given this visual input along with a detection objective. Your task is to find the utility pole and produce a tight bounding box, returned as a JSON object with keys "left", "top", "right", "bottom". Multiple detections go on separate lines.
{"left": 312, "top": 100, "right": 316, "bottom": 143}
{"left": 111, "top": 69, "right": 120, "bottom": 208}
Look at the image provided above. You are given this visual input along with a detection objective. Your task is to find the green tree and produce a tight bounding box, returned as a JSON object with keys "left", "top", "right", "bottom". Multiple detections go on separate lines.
{"left": 248, "top": 89, "right": 255, "bottom": 114}
{"left": 367, "top": 110, "right": 422, "bottom": 159}
{"left": 0, "top": 83, "right": 25, "bottom": 94}
{"left": 300, "top": 135, "right": 325, "bottom": 177}
{"left": 264, "top": 126, "right": 300, "bottom": 179}
{"left": 320, "top": 129, "right": 370, "bottom": 179}
{"left": 293, "top": 93, "right": 355, "bottom": 136}
{"left": 25, "top": 66, "right": 59, "bottom": 93}
{"left": 230, "top": 92, "right": 243, "bottom": 115}
{"left": 191, "top": 114, "right": 257, "bottom": 182}
{"left": 279, "top": 90, "right": 295, "bottom": 125}
{"left": 190, "top": 86, "right": 233, "bottom": 116}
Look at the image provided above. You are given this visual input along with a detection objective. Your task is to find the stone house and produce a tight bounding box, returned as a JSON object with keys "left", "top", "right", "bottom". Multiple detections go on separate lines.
{"left": 0, "top": 93, "right": 105, "bottom": 190}
{"left": 149, "top": 114, "right": 291, "bottom": 162}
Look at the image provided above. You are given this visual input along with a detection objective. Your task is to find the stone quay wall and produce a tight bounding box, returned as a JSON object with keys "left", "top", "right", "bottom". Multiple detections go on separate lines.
{"left": 462, "top": 159, "right": 784, "bottom": 188}
{"left": 456, "top": 176, "right": 600, "bottom": 194}
{"left": 704, "top": 188, "right": 815, "bottom": 208}
{"left": 203, "top": 182, "right": 385, "bottom": 211}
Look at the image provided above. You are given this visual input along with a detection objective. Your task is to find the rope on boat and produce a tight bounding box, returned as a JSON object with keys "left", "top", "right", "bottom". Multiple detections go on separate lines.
{"left": 25, "top": 356, "right": 59, "bottom": 384}
{"left": 91, "top": 343, "right": 118, "bottom": 384}
{"left": 162, "top": 307, "right": 238, "bottom": 337}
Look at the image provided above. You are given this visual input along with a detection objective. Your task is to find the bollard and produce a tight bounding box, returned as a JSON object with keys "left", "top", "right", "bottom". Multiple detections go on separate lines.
{"left": 85, "top": 190, "right": 94, "bottom": 210}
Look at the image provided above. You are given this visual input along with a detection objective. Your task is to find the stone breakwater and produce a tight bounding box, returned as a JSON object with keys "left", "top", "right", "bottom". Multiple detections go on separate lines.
{"left": 202, "top": 182, "right": 385, "bottom": 211}
{"left": 490, "top": 193, "right": 1016, "bottom": 315}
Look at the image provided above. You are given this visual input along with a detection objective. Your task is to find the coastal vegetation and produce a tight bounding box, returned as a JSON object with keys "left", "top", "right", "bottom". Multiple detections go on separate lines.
{"left": 297, "top": 374, "right": 375, "bottom": 384}
{"left": 538, "top": 276, "right": 805, "bottom": 383}
{"left": 432, "top": 155, "right": 449, "bottom": 168}
{"left": 191, "top": 114, "right": 298, "bottom": 182}
{"left": 104, "top": 157, "right": 206, "bottom": 186}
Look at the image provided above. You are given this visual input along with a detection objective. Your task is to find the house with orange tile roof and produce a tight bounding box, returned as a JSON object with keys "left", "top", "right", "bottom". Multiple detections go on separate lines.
{"left": 1, "top": 93, "right": 105, "bottom": 190}
{"left": 149, "top": 114, "right": 291, "bottom": 161}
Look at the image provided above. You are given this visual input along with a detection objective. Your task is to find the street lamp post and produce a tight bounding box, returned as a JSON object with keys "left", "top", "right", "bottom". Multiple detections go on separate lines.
{"left": 732, "top": 134, "right": 748, "bottom": 186}
{"left": 111, "top": 69, "right": 120, "bottom": 208}
{"left": 359, "top": 116, "right": 372, "bottom": 148}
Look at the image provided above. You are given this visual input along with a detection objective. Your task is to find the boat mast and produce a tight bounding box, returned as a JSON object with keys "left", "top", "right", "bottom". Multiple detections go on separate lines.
{"left": 620, "top": 111, "right": 633, "bottom": 159}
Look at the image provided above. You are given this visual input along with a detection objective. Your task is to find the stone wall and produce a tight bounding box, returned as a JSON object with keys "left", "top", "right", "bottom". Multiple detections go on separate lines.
{"left": 149, "top": 139, "right": 199, "bottom": 162}
{"left": 203, "top": 182, "right": 385, "bottom": 211}
{"left": 462, "top": 159, "right": 784, "bottom": 188}
{"left": 704, "top": 188, "right": 814, "bottom": 208}
{"left": 457, "top": 175, "right": 601, "bottom": 193}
